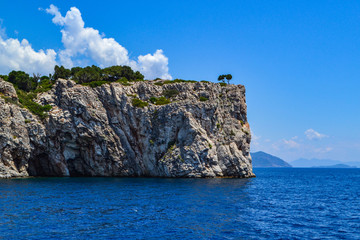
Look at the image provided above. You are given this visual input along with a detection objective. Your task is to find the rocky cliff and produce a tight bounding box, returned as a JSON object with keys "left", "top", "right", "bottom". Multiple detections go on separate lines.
{"left": 0, "top": 78, "right": 254, "bottom": 178}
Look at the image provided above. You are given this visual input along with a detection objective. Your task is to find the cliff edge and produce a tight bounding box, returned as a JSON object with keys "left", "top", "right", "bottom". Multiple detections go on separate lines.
{"left": 0, "top": 78, "right": 254, "bottom": 178}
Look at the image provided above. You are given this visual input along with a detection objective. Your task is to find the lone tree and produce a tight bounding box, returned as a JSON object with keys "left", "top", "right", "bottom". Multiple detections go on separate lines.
{"left": 225, "top": 74, "right": 232, "bottom": 84}
{"left": 218, "top": 75, "right": 225, "bottom": 83}
{"left": 218, "top": 74, "right": 232, "bottom": 84}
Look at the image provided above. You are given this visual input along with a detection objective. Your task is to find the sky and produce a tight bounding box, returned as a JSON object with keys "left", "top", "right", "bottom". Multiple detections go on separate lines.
{"left": 0, "top": 0, "right": 359, "bottom": 162}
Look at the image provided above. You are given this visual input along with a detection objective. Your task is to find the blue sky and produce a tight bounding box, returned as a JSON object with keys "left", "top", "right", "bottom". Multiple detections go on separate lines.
{"left": 0, "top": 0, "right": 359, "bottom": 162}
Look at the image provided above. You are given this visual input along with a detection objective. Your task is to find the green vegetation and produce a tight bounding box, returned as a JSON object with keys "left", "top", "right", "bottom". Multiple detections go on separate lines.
{"left": 49, "top": 64, "right": 145, "bottom": 87}
{"left": 199, "top": 96, "right": 208, "bottom": 101}
{"left": 0, "top": 64, "right": 147, "bottom": 118}
{"left": 1, "top": 95, "right": 19, "bottom": 105}
{"left": 8, "top": 71, "right": 38, "bottom": 92}
{"left": 240, "top": 120, "right": 245, "bottom": 126}
{"left": 34, "top": 77, "right": 54, "bottom": 93}
{"left": 102, "top": 65, "right": 143, "bottom": 82}
{"left": 132, "top": 98, "right": 148, "bottom": 108}
{"left": 53, "top": 65, "right": 71, "bottom": 80}
{"left": 209, "top": 143, "right": 213, "bottom": 149}
{"left": 216, "top": 123, "right": 221, "bottom": 129}
{"left": 0, "top": 74, "right": 9, "bottom": 81}
{"left": 230, "top": 130, "right": 236, "bottom": 136}
{"left": 115, "top": 77, "right": 131, "bottom": 86}
{"left": 73, "top": 66, "right": 102, "bottom": 83}
{"left": 201, "top": 80, "right": 210, "bottom": 83}
{"left": 51, "top": 64, "right": 144, "bottom": 84}
{"left": 1, "top": 71, "right": 53, "bottom": 119}
{"left": 149, "top": 139, "right": 154, "bottom": 145}
{"left": 154, "top": 96, "right": 171, "bottom": 105}
{"left": 2, "top": 64, "right": 220, "bottom": 119}
{"left": 150, "top": 94, "right": 173, "bottom": 105}
{"left": 25, "top": 119, "right": 31, "bottom": 124}
{"left": 81, "top": 80, "right": 110, "bottom": 88}
{"left": 163, "top": 79, "right": 197, "bottom": 84}
{"left": 17, "top": 90, "right": 52, "bottom": 119}
{"left": 218, "top": 74, "right": 233, "bottom": 84}
{"left": 149, "top": 97, "right": 157, "bottom": 104}
{"left": 219, "top": 82, "right": 227, "bottom": 87}
{"left": 163, "top": 89, "right": 179, "bottom": 98}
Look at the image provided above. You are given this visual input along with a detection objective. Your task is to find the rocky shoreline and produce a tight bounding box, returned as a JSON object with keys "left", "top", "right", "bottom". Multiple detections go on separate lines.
{"left": 0, "top": 78, "right": 254, "bottom": 178}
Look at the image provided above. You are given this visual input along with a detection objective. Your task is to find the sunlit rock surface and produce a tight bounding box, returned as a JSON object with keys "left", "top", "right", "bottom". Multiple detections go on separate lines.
{"left": 0, "top": 78, "right": 254, "bottom": 178}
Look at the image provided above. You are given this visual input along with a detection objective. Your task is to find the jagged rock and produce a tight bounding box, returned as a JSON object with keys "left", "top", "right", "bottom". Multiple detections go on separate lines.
{"left": 0, "top": 78, "right": 254, "bottom": 178}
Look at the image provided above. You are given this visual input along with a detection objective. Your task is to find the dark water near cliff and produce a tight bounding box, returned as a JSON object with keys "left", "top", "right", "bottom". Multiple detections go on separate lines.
{"left": 0, "top": 168, "right": 359, "bottom": 240}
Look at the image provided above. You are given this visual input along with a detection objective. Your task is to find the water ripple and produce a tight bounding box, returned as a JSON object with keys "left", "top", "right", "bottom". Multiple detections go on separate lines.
{"left": 0, "top": 169, "right": 359, "bottom": 239}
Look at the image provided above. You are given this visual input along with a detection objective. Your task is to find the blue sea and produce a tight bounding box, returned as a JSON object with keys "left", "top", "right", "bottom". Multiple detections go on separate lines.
{"left": 0, "top": 168, "right": 359, "bottom": 240}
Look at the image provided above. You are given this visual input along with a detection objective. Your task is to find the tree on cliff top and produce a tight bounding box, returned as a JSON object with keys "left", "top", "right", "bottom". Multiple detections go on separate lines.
{"left": 53, "top": 65, "right": 71, "bottom": 80}
{"left": 218, "top": 74, "right": 233, "bottom": 84}
{"left": 8, "top": 71, "right": 37, "bottom": 92}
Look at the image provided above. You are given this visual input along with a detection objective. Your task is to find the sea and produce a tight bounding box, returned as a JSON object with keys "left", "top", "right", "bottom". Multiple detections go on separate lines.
{"left": 0, "top": 168, "right": 359, "bottom": 240}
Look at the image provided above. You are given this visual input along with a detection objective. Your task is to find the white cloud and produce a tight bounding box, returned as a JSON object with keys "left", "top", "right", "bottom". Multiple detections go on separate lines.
{"left": 282, "top": 139, "right": 300, "bottom": 148}
{"left": 0, "top": 35, "right": 57, "bottom": 75}
{"left": 45, "top": 5, "right": 172, "bottom": 79}
{"left": 271, "top": 138, "right": 300, "bottom": 151}
{"left": 138, "top": 50, "right": 171, "bottom": 80}
{"left": 305, "top": 129, "right": 328, "bottom": 140}
{"left": 0, "top": 5, "right": 172, "bottom": 79}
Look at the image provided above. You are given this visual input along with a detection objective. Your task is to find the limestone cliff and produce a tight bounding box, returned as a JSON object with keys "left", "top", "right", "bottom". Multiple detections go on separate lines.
{"left": 0, "top": 78, "right": 254, "bottom": 178}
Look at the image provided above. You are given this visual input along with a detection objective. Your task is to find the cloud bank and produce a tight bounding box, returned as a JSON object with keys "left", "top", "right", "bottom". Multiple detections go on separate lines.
{"left": 0, "top": 37, "right": 57, "bottom": 75}
{"left": 0, "top": 20, "right": 57, "bottom": 75}
{"left": 0, "top": 5, "right": 171, "bottom": 79}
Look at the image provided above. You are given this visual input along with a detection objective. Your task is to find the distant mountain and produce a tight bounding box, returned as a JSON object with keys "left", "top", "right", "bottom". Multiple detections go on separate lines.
{"left": 291, "top": 158, "right": 360, "bottom": 168}
{"left": 252, "top": 151, "right": 292, "bottom": 168}
{"left": 312, "top": 164, "right": 357, "bottom": 168}
{"left": 291, "top": 158, "right": 339, "bottom": 167}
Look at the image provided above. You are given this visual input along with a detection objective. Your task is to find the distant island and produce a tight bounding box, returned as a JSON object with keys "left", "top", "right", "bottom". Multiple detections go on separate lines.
{"left": 312, "top": 164, "right": 357, "bottom": 168}
{"left": 251, "top": 151, "right": 292, "bottom": 168}
{"left": 291, "top": 158, "right": 359, "bottom": 168}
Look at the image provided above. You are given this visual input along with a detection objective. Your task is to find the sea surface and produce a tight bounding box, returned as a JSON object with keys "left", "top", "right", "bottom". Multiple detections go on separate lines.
{"left": 0, "top": 168, "right": 359, "bottom": 240}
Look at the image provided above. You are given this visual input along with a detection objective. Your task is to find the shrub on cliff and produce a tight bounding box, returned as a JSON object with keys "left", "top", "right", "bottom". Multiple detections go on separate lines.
{"left": 17, "top": 90, "right": 52, "bottom": 119}
{"left": 155, "top": 97, "right": 171, "bottom": 105}
{"left": 34, "top": 77, "right": 55, "bottom": 93}
{"left": 132, "top": 98, "right": 148, "bottom": 108}
{"left": 199, "top": 96, "right": 208, "bottom": 101}
{"left": 149, "top": 96, "right": 171, "bottom": 105}
{"left": 163, "top": 89, "right": 179, "bottom": 98}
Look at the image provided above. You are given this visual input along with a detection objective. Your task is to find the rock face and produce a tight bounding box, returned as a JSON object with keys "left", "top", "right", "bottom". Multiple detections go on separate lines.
{"left": 0, "top": 78, "right": 254, "bottom": 178}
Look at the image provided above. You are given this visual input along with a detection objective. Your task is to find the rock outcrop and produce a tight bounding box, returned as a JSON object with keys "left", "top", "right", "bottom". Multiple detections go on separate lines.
{"left": 0, "top": 78, "right": 254, "bottom": 178}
